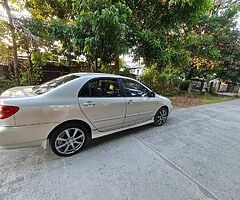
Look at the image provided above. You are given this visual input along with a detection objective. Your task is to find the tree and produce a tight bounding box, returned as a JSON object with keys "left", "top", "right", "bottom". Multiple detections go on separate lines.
{"left": 26, "top": 0, "right": 73, "bottom": 20}
{"left": 214, "top": 2, "right": 240, "bottom": 84}
{"left": 73, "top": 1, "right": 132, "bottom": 72}
{"left": 218, "top": 30, "right": 240, "bottom": 84}
{"left": 0, "top": 0, "right": 46, "bottom": 85}
{"left": 1, "top": 0, "right": 20, "bottom": 85}
{"left": 28, "top": 1, "right": 132, "bottom": 72}
{"left": 183, "top": 0, "right": 240, "bottom": 83}
{"left": 27, "top": 0, "right": 212, "bottom": 73}
{"left": 126, "top": 0, "right": 212, "bottom": 68}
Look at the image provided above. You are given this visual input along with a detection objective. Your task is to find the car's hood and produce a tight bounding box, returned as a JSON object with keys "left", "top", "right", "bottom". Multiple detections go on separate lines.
{"left": 0, "top": 86, "right": 37, "bottom": 98}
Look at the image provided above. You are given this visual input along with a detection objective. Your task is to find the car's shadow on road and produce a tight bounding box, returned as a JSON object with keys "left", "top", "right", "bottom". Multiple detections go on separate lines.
{"left": 88, "top": 123, "right": 153, "bottom": 149}
{"left": 84, "top": 117, "right": 175, "bottom": 152}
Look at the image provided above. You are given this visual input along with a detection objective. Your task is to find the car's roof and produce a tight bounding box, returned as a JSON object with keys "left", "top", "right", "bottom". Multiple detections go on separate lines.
{"left": 72, "top": 73, "right": 127, "bottom": 79}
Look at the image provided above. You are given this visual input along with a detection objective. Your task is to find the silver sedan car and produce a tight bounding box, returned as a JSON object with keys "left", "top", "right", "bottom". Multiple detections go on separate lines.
{"left": 0, "top": 73, "right": 172, "bottom": 156}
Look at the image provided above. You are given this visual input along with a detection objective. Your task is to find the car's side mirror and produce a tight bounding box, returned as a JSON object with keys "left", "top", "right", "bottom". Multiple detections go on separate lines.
{"left": 148, "top": 91, "right": 155, "bottom": 98}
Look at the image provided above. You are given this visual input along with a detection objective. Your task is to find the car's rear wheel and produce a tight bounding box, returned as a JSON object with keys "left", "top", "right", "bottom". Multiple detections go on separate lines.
{"left": 154, "top": 107, "right": 168, "bottom": 126}
{"left": 49, "top": 124, "right": 88, "bottom": 157}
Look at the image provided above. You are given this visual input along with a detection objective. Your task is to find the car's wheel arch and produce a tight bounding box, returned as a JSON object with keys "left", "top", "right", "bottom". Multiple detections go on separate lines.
{"left": 155, "top": 105, "right": 169, "bottom": 115}
{"left": 47, "top": 119, "right": 92, "bottom": 141}
{"left": 160, "top": 105, "right": 169, "bottom": 112}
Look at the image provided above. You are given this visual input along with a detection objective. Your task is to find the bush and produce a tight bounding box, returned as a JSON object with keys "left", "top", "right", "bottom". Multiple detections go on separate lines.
{"left": 141, "top": 65, "right": 181, "bottom": 96}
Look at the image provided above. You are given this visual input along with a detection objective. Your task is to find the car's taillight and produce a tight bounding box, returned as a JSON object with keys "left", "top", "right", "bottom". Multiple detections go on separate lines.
{"left": 0, "top": 105, "right": 20, "bottom": 119}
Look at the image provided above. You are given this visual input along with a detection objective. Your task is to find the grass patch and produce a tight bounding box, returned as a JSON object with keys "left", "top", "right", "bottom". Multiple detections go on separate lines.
{"left": 169, "top": 92, "right": 239, "bottom": 109}
{"left": 200, "top": 94, "right": 237, "bottom": 104}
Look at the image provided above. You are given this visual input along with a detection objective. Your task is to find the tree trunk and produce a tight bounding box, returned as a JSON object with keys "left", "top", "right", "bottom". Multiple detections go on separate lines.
{"left": 88, "top": 61, "right": 93, "bottom": 72}
{"left": 3, "top": 0, "right": 20, "bottom": 85}
{"left": 114, "top": 56, "right": 120, "bottom": 74}
{"left": 28, "top": 52, "right": 33, "bottom": 85}
{"left": 95, "top": 58, "right": 98, "bottom": 72}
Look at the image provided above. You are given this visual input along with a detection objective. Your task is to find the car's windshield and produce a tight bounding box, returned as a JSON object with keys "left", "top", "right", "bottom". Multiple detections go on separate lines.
{"left": 33, "top": 75, "right": 79, "bottom": 95}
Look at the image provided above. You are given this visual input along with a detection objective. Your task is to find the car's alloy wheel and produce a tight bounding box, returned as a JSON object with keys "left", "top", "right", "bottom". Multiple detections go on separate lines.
{"left": 50, "top": 124, "right": 88, "bottom": 157}
{"left": 154, "top": 107, "right": 168, "bottom": 126}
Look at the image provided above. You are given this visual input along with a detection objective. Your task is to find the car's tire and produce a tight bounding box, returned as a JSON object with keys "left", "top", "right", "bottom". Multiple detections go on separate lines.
{"left": 49, "top": 123, "right": 89, "bottom": 157}
{"left": 154, "top": 107, "right": 169, "bottom": 126}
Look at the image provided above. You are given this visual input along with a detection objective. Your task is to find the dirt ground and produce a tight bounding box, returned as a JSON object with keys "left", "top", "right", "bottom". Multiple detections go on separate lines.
{"left": 169, "top": 94, "right": 238, "bottom": 109}
{"left": 169, "top": 96, "right": 204, "bottom": 109}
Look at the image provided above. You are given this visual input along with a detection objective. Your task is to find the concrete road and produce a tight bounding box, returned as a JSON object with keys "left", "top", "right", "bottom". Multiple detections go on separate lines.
{"left": 0, "top": 99, "right": 240, "bottom": 200}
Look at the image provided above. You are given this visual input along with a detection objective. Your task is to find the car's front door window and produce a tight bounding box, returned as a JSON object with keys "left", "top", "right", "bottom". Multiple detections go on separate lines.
{"left": 122, "top": 79, "right": 149, "bottom": 97}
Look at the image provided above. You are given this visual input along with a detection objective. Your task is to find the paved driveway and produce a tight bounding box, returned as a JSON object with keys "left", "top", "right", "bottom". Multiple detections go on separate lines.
{"left": 0, "top": 99, "right": 240, "bottom": 200}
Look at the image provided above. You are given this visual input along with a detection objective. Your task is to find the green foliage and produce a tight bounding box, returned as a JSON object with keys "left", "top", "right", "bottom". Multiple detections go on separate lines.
{"left": 141, "top": 65, "right": 181, "bottom": 95}
{"left": 215, "top": 4, "right": 240, "bottom": 84}
{"left": 183, "top": 0, "right": 240, "bottom": 82}
{"left": 0, "top": 0, "right": 47, "bottom": 86}
{"left": 27, "top": 0, "right": 212, "bottom": 73}
{"left": 3, "top": 0, "right": 239, "bottom": 92}
{"left": 0, "top": 19, "right": 10, "bottom": 42}
{"left": 73, "top": 2, "right": 132, "bottom": 64}
{"left": 128, "top": 0, "right": 212, "bottom": 68}
{"left": 0, "top": 78, "right": 15, "bottom": 94}
{"left": 28, "top": 1, "right": 132, "bottom": 68}
{"left": 19, "top": 51, "right": 49, "bottom": 85}
{"left": 0, "top": 43, "right": 13, "bottom": 65}
{"left": 26, "top": 0, "right": 73, "bottom": 19}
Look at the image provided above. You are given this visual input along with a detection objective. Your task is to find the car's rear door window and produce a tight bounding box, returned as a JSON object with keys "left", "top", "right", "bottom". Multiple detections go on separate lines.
{"left": 79, "top": 78, "right": 122, "bottom": 97}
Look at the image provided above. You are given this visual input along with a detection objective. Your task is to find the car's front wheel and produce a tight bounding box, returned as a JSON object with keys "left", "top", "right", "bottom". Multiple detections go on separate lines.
{"left": 49, "top": 124, "right": 88, "bottom": 157}
{"left": 154, "top": 107, "right": 168, "bottom": 126}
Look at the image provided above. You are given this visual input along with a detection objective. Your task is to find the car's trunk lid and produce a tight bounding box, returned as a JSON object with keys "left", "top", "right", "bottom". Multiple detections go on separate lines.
{"left": 0, "top": 86, "right": 37, "bottom": 99}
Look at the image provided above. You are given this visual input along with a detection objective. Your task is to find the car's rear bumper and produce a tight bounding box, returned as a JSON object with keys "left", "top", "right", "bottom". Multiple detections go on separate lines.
{"left": 0, "top": 123, "right": 58, "bottom": 149}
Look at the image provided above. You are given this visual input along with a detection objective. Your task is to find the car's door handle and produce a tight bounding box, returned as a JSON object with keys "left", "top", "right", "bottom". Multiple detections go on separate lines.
{"left": 82, "top": 101, "right": 96, "bottom": 106}
{"left": 128, "top": 100, "right": 134, "bottom": 104}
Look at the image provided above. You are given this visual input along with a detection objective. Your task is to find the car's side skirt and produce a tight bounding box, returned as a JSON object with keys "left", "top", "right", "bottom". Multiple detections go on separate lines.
{"left": 91, "top": 118, "right": 154, "bottom": 139}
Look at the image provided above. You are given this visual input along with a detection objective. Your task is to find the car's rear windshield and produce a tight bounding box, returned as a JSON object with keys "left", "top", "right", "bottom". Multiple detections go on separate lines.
{"left": 33, "top": 75, "right": 79, "bottom": 95}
